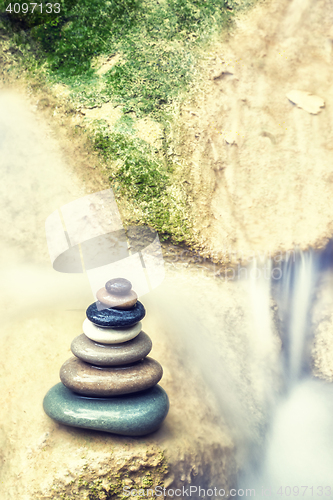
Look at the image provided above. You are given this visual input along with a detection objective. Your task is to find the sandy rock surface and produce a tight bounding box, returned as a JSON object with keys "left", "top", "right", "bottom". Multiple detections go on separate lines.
{"left": 179, "top": 0, "right": 333, "bottom": 260}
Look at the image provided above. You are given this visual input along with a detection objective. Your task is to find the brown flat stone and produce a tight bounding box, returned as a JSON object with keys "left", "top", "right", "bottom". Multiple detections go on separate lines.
{"left": 59, "top": 357, "right": 163, "bottom": 397}
{"left": 105, "top": 278, "right": 132, "bottom": 295}
{"left": 96, "top": 288, "right": 137, "bottom": 309}
{"left": 71, "top": 331, "right": 152, "bottom": 366}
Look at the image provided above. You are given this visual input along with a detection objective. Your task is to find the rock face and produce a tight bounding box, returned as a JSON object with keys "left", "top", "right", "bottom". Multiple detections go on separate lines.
{"left": 87, "top": 301, "right": 146, "bottom": 327}
{"left": 43, "top": 383, "right": 169, "bottom": 436}
{"left": 59, "top": 356, "right": 163, "bottom": 396}
{"left": 312, "top": 273, "right": 333, "bottom": 382}
{"left": 178, "top": 0, "right": 333, "bottom": 260}
{"left": 71, "top": 331, "right": 152, "bottom": 366}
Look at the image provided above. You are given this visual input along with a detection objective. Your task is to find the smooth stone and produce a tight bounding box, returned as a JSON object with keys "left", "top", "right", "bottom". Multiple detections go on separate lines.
{"left": 86, "top": 300, "right": 145, "bottom": 328}
{"left": 43, "top": 382, "right": 169, "bottom": 436}
{"left": 60, "top": 356, "right": 163, "bottom": 397}
{"left": 83, "top": 318, "right": 142, "bottom": 344}
{"left": 105, "top": 278, "right": 132, "bottom": 295}
{"left": 71, "top": 331, "right": 152, "bottom": 366}
{"left": 96, "top": 288, "right": 137, "bottom": 309}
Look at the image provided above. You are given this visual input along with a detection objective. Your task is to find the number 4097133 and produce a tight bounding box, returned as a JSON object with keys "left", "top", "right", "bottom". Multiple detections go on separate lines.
{"left": 5, "top": 3, "right": 61, "bottom": 14}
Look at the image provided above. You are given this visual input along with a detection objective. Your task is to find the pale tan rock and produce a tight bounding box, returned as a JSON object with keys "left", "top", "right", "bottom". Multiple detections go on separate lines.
{"left": 312, "top": 275, "right": 333, "bottom": 382}
{"left": 286, "top": 90, "right": 325, "bottom": 114}
{"left": 178, "top": 0, "right": 333, "bottom": 261}
{"left": 312, "top": 315, "right": 333, "bottom": 382}
{"left": 83, "top": 318, "right": 142, "bottom": 344}
{"left": 96, "top": 287, "right": 137, "bottom": 309}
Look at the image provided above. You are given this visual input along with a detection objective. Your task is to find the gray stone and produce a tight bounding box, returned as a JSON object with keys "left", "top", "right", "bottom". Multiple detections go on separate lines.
{"left": 60, "top": 356, "right": 163, "bottom": 397}
{"left": 105, "top": 278, "right": 132, "bottom": 295}
{"left": 71, "top": 331, "right": 152, "bottom": 366}
{"left": 43, "top": 382, "right": 169, "bottom": 436}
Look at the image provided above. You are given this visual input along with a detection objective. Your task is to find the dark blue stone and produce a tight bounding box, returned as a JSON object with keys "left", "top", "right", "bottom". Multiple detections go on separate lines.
{"left": 43, "top": 383, "right": 169, "bottom": 436}
{"left": 86, "top": 301, "right": 146, "bottom": 327}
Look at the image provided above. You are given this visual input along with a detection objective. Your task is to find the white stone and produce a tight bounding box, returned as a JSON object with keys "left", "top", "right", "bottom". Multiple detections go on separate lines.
{"left": 286, "top": 90, "right": 325, "bottom": 114}
{"left": 82, "top": 318, "right": 142, "bottom": 344}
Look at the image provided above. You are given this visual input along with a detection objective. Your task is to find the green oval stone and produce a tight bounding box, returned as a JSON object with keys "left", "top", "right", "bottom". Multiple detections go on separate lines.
{"left": 43, "top": 383, "right": 169, "bottom": 436}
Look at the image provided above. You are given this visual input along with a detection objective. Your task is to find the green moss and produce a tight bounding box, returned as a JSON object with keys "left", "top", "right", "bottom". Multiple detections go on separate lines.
{"left": 90, "top": 120, "right": 191, "bottom": 242}
{"left": 1, "top": 0, "right": 235, "bottom": 116}
{"left": 94, "top": 129, "right": 167, "bottom": 202}
{"left": 87, "top": 478, "right": 108, "bottom": 500}
{"left": 142, "top": 473, "right": 153, "bottom": 487}
{"left": 0, "top": 0, "right": 260, "bottom": 246}
{"left": 104, "top": 43, "right": 193, "bottom": 117}
{"left": 40, "top": 451, "right": 168, "bottom": 500}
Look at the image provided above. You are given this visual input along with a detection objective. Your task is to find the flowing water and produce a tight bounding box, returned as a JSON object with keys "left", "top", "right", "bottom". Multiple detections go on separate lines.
{"left": 233, "top": 0, "right": 333, "bottom": 493}
{"left": 238, "top": 243, "right": 333, "bottom": 499}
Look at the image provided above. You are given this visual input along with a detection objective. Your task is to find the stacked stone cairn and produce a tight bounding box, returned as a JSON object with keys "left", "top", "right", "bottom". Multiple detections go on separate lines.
{"left": 43, "top": 278, "right": 169, "bottom": 436}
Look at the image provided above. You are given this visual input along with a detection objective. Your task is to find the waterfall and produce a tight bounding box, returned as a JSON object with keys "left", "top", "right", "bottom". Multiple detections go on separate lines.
{"left": 238, "top": 243, "right": 333, "bottom": 499}
{"left": 273, "top": 250, "right": 319, "bottom": 387}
